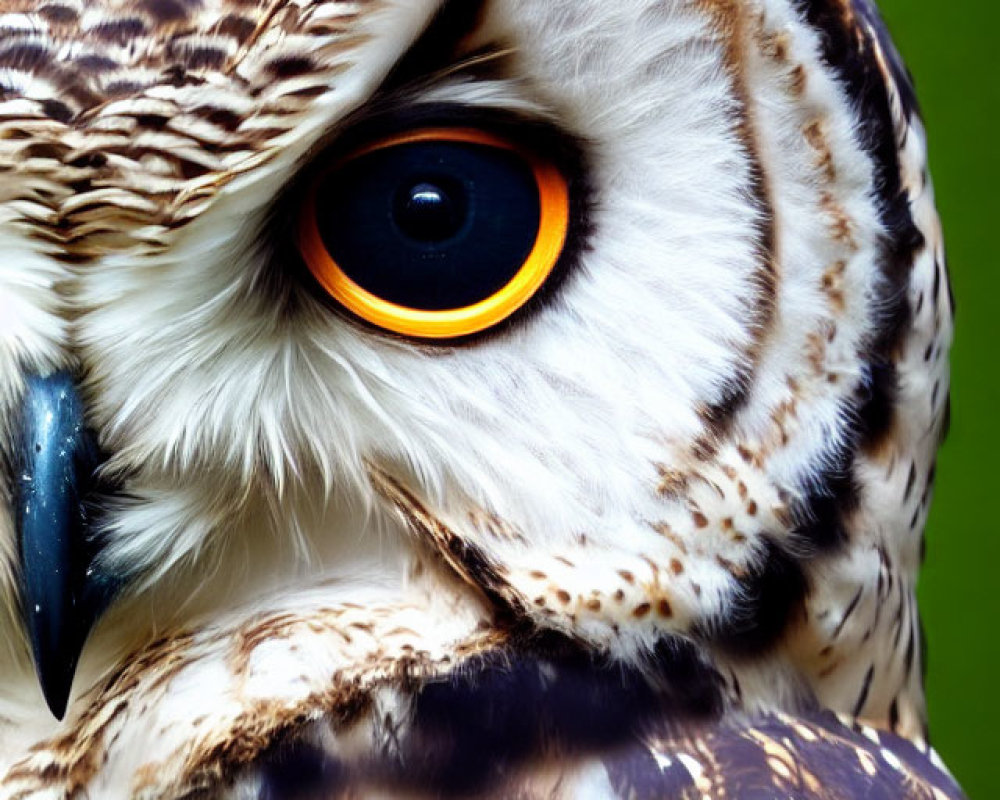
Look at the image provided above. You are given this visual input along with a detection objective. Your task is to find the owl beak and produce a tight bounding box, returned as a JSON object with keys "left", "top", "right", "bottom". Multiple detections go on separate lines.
{"left": 14, "top": 371, "right": 117, "bottom": 720}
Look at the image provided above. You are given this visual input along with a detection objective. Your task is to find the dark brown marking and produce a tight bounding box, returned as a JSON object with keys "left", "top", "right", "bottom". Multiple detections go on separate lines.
{"left": 789, "top": 437, "right": 857, "bottom": 551}
{"left": 90, "top": 17, "right": 149, "bottom": 43}
{"left": 903, "top": 622, "right": 916, "bottom": 674}
{"left": 704, "top": 537, "right": 808, "bottom": 656}
{"left": 191, "top": 104, "right": 243, "bottom": 131}
{"left": 889, "top": 698, "right": 900, "bottom": 730}
{"left": 653, "top": 522, "right": 689, "bottom": 556}
{"left": 38, "top": 4, "right": 79, "bottom": 24}
{"left": 213, "top": 13, "right": 258, "bottom": 42}
{"left": 140, "top": 0, "right": 190, "bottom": 24}
{"left": 803, "top": 119, "right": 837, "bottom": 182}
{"left": 0, "top": 43, "right": 50, "bottom": 71}
{"left": 716, "top": 556, "right": 748, "bottom": 581}
{"left": 853, "top": 664, "right": 875, "bottom": 716}
{"left": 367, "top": 469, "right": 524, "bottom": 622}
{"left": 177, "top": 45, "right": 228, "bottom": 71}
{"left": 40, "top": 98, "right": 73, "bottom": 124}
{"left": 920, "top": 461, "right": 937, "bottom": 508}
{"left": 656, "top": 465, "right": 689, "bottom": 496}
{"left": 789, "top": 63, "right": 807, "bottom": 94}
{"left": 903, "top": 461, "right": 917, "bottom": 501}
{"left": 832, "top": 587, "right": 864, "bottom": 639}
{"left": 266, "top": 56, "right": 317, "bottom": 78}
{"left": 74, "top": 54, "right": 120, "bottom": 72}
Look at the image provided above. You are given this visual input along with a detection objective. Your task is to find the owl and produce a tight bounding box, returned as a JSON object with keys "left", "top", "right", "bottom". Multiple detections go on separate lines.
{"left": 0, "top": 0, "right": 962, "bottom": 797}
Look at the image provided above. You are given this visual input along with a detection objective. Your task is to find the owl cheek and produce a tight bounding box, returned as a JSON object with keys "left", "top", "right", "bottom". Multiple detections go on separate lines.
{"left": 14, "top": 370, "right": 119, "bottom": 720}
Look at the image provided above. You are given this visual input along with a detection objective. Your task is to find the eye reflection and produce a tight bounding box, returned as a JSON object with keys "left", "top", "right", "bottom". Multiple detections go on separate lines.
{"left": 393, "top": 179, "right": 466, "bottom": 243}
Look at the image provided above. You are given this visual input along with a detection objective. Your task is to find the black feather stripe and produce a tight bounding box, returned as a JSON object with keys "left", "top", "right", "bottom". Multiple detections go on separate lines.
{"left": 792, "top": 0, "right": 925, "bottom": 456}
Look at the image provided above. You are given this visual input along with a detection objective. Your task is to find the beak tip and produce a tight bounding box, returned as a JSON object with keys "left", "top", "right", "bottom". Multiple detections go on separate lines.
{"left": 15, "top": 370, "right": 116, "bottom": 721}
{"left": 39, "top": 669, "right": 72, "bottom": 721}
{"left": 26, "top": 600, "right": 89, "bottom": 721}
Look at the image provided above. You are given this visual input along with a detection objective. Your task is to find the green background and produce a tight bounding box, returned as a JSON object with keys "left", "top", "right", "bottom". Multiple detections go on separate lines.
{"left": 877, "top": 1, "right": 998, "bottom": 796}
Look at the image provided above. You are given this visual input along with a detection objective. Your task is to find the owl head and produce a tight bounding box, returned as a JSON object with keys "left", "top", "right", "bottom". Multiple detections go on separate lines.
{"left": 0, "top": 0, "right": 949, "bottom": 785}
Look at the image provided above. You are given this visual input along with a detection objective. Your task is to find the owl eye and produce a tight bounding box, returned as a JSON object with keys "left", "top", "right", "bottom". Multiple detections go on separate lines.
{"left": 298, "top": 128, "right": 571, "bottom": 339}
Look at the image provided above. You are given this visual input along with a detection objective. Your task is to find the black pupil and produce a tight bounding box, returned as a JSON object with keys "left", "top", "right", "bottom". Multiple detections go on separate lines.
{"left": 313, "top": 140, "right": 542, "bottom": 312}
{"left": 394, "top": 180, "right": 465, "bottom": 243}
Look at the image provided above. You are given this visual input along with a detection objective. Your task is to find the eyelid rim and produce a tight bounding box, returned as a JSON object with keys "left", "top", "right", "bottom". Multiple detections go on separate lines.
{"left": 298, "top": 127, "right": 570, "bottom": 340}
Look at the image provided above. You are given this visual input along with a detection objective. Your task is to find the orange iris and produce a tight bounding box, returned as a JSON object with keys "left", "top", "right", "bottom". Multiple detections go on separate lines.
{"left": 298, "top": 128, "right": 570, "bottom": 340}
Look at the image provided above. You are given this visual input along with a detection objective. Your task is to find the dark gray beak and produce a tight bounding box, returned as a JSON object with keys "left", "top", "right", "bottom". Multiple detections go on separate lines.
{"left": 15, "top": 371, "right": 117, "bottom": 719}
